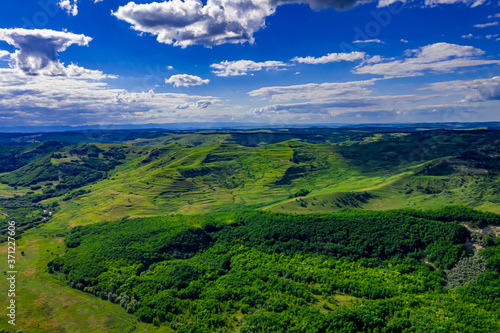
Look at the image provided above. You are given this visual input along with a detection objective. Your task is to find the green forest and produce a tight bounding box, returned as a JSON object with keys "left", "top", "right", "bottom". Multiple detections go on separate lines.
{"left": 1, "top": 128, "right": 500, "bottom": 332}
{"left": 47, "top": 207, "right": 500, "bottom": 332}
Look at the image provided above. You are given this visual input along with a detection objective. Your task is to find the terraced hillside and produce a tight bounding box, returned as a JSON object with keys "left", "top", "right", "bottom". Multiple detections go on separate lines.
{"left": 1, "top": 128, "right": 500, "bottom": 332}
{"left": 1, "top": 129, "right": 500, "bottom": 232}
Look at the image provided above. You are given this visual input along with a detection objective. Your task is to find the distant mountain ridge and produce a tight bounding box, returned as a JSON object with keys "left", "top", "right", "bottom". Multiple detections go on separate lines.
{"left": 0, "top": 121, "right": 499, "bottom": 134}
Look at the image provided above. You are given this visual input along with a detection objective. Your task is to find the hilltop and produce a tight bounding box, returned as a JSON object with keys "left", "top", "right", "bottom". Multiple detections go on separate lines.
{"left": 0, "top": 127, "right": 500, "bottom": 332}
{"left": 1, "top": 128, "right": 500, "bottom": 235}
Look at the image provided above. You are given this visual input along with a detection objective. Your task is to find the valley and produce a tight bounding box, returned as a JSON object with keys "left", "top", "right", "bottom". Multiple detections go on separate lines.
{"left": 1, "top": 127, "right": 500, "bottom": 332}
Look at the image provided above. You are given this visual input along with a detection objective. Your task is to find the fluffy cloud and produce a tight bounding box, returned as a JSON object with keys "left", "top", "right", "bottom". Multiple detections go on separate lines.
{"left": 424, "top": 0, "right": 486, "bottom": 7}
{"left": 461, "top": 33, "right": 500, "bottom": 40}
{"left": 195, "top": 99, "right": 219, "bottom": 108}
{"left": 424, "top": 76, "right": 500, "bottom": 102}
{"left": 58, "top": 0, "right": 104, "bottom": 16}
{"left": 211, "top": 53, "right": 365, "bottom": 76}
{"left": 353, "top": 38, "right": 383, "bottom": 44}
{"left": 173, "top": 98, "right": 221, "bottom": 109}
{"left": 376, "top": 0, "right": 402, "bottom": 6}
{"left": 165, "top": 74, "right": 210, "bottom": 87}
{"left": 246, "top": 75, "right": 500, "bottom": 118}
{"left": 111, "top": 0, "right": 393, "bottom": 48}
{"left": 248, "top": 76, "right": 434, "bottom": 116}
{"left": 211, "top": 60, "right": 291, "bottom": 76}
{"left": 474, "top": 22, "right": 499, "bottom": 28}
{"left": 251, "top": 100, "right": 375, "bottom": 114}
{"left": 248, "top": 79, "right": 377, "bottom": 102}
{"left": 174, "top": 99, "right": 220, "bottom": 109}
{"left": 58, "top": 0, "right": 78, "bottom": 16}
{"left": 250, "top": 93, "right": 431, "bottom": 115}
{"left": 354, "top": 42, "right": 500, "bottom": 77}
{"left": 112, "top": 0, "right": 276, "bottom": 47}
{"left": 0, "top": 68, "right": 219, "bottom": 126}
{"left": 0, "top": 28, "right": 218, "bottom": 126}
{"left": 292, "top": 51, "right": 366, "bottom": 64}
{"left": 406, "top": 42, "right": 483, "bottom": 60}
{"left": 112, "top": 0, "right": 490, "bottom": 47}
{"left": 0, "top": 50, "right": 10, "bottom": 59}
{"left": 0, "top": 28, "right": 106, "bottom": 78}
{"left": 248, "top": 79, "right": 398, "bottom": 115}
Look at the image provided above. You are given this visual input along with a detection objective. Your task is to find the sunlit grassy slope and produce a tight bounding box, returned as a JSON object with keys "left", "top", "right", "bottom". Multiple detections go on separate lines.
{"left": 41, "top": 130, "right": 500, "bottom": 228}
{"left": 0, "top": 229, "right": 172, "bottom": 332}
{"left": 41, "top": 141, "right": 410, "bottom": 227}
{"left": 1, "top": 129, "right": 499, "bottom": 332}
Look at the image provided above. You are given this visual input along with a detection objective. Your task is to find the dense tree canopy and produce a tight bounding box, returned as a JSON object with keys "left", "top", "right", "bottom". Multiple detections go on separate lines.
{"left": 49, "top": 208, "right": 500, "bottom": 332}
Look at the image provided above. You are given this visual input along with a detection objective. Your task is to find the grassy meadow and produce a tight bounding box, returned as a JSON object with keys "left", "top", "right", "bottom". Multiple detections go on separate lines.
{"left": 1, "top": 128, "right": 499, "bottom": 332}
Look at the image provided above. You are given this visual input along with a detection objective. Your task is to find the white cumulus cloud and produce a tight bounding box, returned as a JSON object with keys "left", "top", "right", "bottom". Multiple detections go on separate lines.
{"left": 354, "top": 42, "right": 500, "bottom": 77}
{"left": 0, "top": 50, "right": 10, "bottom": 59}
{"left": 58, "top": 0, "right": 78, "bottom": 16}
{"left": 353, "top": 38, "right": 383, "bottom": 44}
{"left": 248, "top": 79, "right": 377, "bottom": 103}
{"left": 195, "top": 99, "right": 219, "bottom": 108}
{"left": 113, "top": 0, "right": 276, "bottom": 48}
{"left": 0, "top": 28, "right": 108, "bottom": 78}
{"left": 174, "top": 98, "right": 220, "bottom": 109}
{"left": 211, "top": 60, "right": 291, "bottom": 76}
{"left": 0, "top": 68, "right": 219, "bottom": 126}
{"left": 58, "top": 0, "right": 104, "bottom": 16}
{"left": 292, "top": 51, "right": 366, "bottom": 64}
{"left": 111, "top": 0, "right": 490, "bottom": 47}
{"left": 424, "top": 76, "right": 500, "bottom": 102}
{"left": 474, "top": 22, "right": 499, "bottom": 28}
{"left": 165, "top": 74, "right": 210, "bottom": 87}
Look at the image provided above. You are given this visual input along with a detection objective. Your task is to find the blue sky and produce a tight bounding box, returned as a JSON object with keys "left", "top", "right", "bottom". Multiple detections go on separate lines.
{"left": 0, "top": 0, "right": 499, "bottom": 127}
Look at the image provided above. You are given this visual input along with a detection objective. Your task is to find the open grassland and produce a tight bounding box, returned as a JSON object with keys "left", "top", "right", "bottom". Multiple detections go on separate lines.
{"left": 2, "top": 130, "right": 500, "bottom": 232}
{"left": 0, "top": 227, "right": 173, "bottom": 333}
{"left": 42, "top": 209, "right": 500, "bottom": 332}
{"left": 45, "top": 137, "right": 500, "bottom": 225}
{"left": 1, "top": 129, "right": 500, "bottom": 332}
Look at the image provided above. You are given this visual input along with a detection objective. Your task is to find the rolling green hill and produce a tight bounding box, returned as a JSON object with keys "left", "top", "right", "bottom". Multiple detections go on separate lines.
{"left": 47, "top": 209, "right": 500, "bottom": 332}
{"left": 2, "top": 129, "right": 500, "bottom": 233}
{"left": 0, "top": 128, "right": 499, "bottom": 332}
